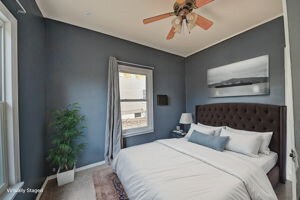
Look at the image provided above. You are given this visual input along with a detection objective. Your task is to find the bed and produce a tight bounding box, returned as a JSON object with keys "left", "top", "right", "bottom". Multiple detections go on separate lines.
{"left": 113, "top": 103, "right": 286, "bottom": 200}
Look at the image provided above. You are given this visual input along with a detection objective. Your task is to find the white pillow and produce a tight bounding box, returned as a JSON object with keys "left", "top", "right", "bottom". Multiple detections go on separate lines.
{"left": 220, "top": 129, "right": 262, "bottom": 157}
{"left": 197, "top": 123, "right": 224, "bottom": 136}
{"left": 226, "top": 126, "right": 273, "bottom": 155}
{"left": 185, "top": 123, "right": 215, "bottom": 139}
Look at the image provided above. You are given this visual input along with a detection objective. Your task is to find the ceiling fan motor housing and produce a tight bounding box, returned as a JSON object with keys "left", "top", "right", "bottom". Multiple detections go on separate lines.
{"left": 174, "top": 0, "right": 196, "bottom": 17}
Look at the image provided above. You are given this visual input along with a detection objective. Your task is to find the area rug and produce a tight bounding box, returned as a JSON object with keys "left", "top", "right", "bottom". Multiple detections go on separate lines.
{"left": 93, "top": 167, "right": 129, "bottom": 200}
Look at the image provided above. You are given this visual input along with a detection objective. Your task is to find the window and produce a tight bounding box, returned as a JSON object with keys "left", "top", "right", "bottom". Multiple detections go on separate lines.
{"left": 0, "top": 18, "right": 7, "bottom": 196}
{"left": 0, "top": 102, "right": 7, "bottom": 195}
{"left": 0, "top": 1, "right": 21, "bottom": 198}
{"left": 119, "top": 65, "right": 153, "bottom": 137}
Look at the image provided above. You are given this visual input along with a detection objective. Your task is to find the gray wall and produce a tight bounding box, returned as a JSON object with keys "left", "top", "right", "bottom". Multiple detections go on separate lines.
{"left": 286, "top": 0, "right": 300, "bottom": 197}
{"left": 0, "top": 0, "right": 46, "bottom": 200}
{"left": 45, "top": 19, "right": 186, "bottom": 169}
{"left": 185, "top": 17, "right": 285, "bottom": 115}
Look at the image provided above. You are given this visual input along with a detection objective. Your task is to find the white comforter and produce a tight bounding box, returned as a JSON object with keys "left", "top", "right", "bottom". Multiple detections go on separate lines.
{"left": 112, "top": 138, "right": 277, "bottom": 200}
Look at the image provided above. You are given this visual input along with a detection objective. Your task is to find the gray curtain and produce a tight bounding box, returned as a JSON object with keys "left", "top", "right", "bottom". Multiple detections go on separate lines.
{"left": 104, "top": 56, "right": 122, "bottom": 164}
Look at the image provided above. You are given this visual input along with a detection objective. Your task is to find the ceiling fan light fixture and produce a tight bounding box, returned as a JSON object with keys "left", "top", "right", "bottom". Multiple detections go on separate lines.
{"left": 186, "top": 12, "right": 197, "bottom": 31}
{"left": 175, "top": 18, "right": 181, "bottom": 25}
{"left": 186, "top": 13, "right": 193, "bottom": 21}
{"left": 172, "top": 17, "right": 183, "bottom": 33}
{"left": 143, "top": 0, "right": 214, "bottom": 40}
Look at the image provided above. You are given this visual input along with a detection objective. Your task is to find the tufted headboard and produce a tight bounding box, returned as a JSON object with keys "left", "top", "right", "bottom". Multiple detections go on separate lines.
{"left": 196, "top": 103, "right": 286, "bottom": 183}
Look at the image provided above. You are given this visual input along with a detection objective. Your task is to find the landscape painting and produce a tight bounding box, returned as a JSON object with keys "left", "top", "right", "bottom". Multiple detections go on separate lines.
{"left": 207, "top": 55, "right": 270, "bottom": 97}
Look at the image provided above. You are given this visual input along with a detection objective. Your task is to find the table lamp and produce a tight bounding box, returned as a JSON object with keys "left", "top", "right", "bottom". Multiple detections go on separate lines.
{"left": 179, "top": 113, "right": 193, "bottom": 133}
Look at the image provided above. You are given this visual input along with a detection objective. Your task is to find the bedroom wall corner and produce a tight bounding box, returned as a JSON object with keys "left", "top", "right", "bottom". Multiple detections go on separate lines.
{"left": 184, "top": 17, "right": 286, "bottom": 116}
{"left": 44, "top": 19, "right": 186, "bottom": 174}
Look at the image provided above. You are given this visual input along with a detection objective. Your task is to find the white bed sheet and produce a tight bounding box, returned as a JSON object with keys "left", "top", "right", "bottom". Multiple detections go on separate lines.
{"left": 224, "top": 151, "right": 278, "bottom": 173}
{"left": 113, "top": 138, "right": 277, "bottom": 200}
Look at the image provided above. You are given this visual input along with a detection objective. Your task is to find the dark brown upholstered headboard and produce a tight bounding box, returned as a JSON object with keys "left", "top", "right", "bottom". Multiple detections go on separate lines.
{"left": 196, "top": 103, "right": 287, "bottom": 183}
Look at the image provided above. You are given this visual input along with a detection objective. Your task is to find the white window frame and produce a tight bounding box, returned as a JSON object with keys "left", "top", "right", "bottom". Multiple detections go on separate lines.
{"left": 0, "top": 1, "right": 22, "bottom": 199}
{"left": 0, "top": 101, "right": 8, "bottom": 195}
{"left": 119, "top": 65, "right": 154, "bottom": 137}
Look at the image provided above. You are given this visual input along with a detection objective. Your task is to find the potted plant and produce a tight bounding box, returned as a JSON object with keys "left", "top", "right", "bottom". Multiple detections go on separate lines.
{"left": 47, "top": 103, "right": 86, "bottom": 186}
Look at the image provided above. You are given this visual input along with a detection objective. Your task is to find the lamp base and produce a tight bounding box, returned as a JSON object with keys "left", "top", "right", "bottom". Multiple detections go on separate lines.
{"left": 180, "top": 124, "right": 190, "bottom": 133}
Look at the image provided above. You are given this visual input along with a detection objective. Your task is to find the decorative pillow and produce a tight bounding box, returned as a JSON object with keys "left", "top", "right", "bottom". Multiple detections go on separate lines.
{"left": 188, "top": 130, "right": 229, "bottom": 152}
{"left": 226, "top": 126, "right": 273, "bottom": 155}
{"left": 185, "top": 123, "right": 215, "bottom": 139}
{"left": 197, "top": 123, "right": 224, "bottom": 136}
{"left": 220, "top": 129, "right": 262, "bottom": 157}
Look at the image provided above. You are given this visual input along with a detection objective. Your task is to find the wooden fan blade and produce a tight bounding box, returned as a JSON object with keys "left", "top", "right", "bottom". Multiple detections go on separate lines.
{"left": 166, "top": 27, "right": 176, "bottom": 40}
{"left": 143, "top": 12, "right": 174, "bottom": 24}
{"left": 195, "top": 0, "right": 214, "bottom": 8}
{"left": 195, "top": 14, "right": 213, "bottom": 30}
{"left": 176, "top": 0, "right": 186, "bottom": 4}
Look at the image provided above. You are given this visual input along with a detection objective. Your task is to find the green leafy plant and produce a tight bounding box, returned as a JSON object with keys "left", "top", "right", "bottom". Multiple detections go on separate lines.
{"left": 47, "top": 103, "right": 86, "bottom": 172}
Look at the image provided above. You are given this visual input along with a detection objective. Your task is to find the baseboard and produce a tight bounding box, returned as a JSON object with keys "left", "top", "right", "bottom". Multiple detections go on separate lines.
{"left": 75, "top": 160, "right": 105, "bottom": 172}
{"left": 35, "top": 160, "right": 105, "bottom": 200}
{"left": 35, "top": 176, "right": 53, "bottom": 200}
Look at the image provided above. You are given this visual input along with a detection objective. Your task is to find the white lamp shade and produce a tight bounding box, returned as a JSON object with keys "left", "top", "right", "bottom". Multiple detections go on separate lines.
{"left": 179, "top": 113, "right": 193, "bottom": 124}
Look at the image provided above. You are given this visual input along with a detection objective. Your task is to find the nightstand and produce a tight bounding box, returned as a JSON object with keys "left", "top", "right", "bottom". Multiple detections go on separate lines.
{"left": 170, "top": 130, "right": 186, "bottom": 138}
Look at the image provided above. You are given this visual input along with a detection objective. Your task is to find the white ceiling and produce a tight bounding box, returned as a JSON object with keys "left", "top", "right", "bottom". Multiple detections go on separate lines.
{"left": 35, "top": 0, "right": 283, "bottom": 57}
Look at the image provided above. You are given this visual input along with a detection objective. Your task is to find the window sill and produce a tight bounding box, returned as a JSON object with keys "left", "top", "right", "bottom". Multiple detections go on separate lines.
{"left": 123, "top": 129, "right": 154, "bottom": 138}
{"left": 0, "top": 182, "right": 24, "bottom": 200}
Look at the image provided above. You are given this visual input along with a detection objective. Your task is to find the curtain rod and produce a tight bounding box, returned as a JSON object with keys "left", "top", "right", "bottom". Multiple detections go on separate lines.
{"left": 117, "top": 60, "right": 154, "bottom": 70}
{"left": 16, "top": 0, "right": 26, "bottom": 14}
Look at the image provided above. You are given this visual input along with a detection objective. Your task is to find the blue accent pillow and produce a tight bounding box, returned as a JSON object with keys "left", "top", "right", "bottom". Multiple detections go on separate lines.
{"left": 188, "top": 130, "right": 229, "bottom": 152}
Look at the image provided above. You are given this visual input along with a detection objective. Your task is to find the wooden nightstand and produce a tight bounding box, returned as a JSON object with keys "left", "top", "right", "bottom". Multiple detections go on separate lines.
{"left": 170, "top": 130, "right": 186, "bottom": 138}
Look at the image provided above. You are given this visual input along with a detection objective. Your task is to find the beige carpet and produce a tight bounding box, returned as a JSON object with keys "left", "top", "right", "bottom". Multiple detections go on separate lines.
{"left": 41, "top": 166, "right": 98, "bottom": 200}
{"left": 93, "top": 167, "right": 128, "bottom": 200}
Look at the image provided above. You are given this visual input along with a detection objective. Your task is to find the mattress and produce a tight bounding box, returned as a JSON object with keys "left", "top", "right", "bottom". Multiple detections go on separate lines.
{"left": 224, "top": 151, "right": 278, "bottom": 173}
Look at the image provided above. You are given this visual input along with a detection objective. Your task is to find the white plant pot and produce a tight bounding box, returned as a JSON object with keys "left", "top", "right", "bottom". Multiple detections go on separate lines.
{"left": 57, "top": 166, "right": 75, "bottom": 186}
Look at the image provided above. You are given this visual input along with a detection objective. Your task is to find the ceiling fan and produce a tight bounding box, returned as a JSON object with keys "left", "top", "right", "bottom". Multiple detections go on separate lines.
{"left": 143, "top": 0, "right": 214, "bottom": 40}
